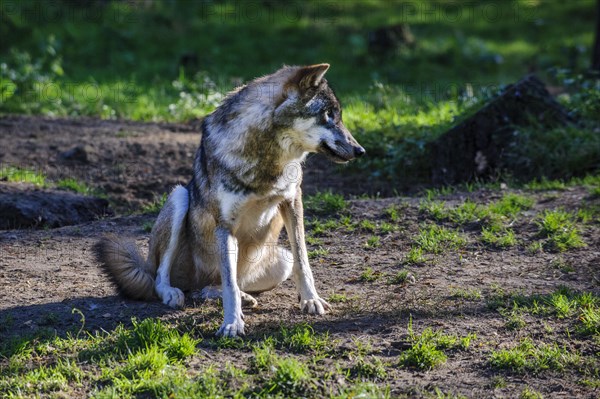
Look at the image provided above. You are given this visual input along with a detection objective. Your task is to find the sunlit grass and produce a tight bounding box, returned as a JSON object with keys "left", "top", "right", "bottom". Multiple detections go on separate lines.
{"left": 414, "top": 224, "right": 467, "bottom": 254}
{"left": 489, "top": 338, "right": 579, "bottom": 373}
{"left": 536, "top": 209, "right": 585, "bottom": 252}
{"left": 398, "top": 319, "right": 475, "bottom": 370}
{"left": 0, "top": 166, "right": 47, "bottom": 186}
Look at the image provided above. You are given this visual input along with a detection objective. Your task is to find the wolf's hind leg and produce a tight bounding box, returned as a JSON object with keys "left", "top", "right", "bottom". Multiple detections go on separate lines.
{"left": 154, "top": 185, "right": 189, "bottom": 309}
{"left": 239, "top": 246, "right": 293, "bottom": 293}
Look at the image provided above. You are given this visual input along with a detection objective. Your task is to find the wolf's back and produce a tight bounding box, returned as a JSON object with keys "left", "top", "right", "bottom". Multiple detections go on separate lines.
{"left": 94, "top": 234, "right": 156, "bottom": 300}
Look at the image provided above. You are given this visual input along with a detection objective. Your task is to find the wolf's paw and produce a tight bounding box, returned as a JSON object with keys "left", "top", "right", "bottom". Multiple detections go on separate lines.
{"left": 192, "top": 287, "right": 258, "bottom": 309}
{"left": 241, "top": 292, "right": 258, "bottom": 308}
{"left": 300, "top": 297, "right": 331, "bottom": 315}
{"left": 157, "top": 285, "right": 185, "bottom": 309}
{"left": 217, "top": 318, "right": 245, "bottom": 338}
{"left": 194, "top": 286, "right": 220, "bottom": 301}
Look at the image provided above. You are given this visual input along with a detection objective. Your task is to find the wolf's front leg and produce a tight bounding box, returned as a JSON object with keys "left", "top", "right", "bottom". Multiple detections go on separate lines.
{"left": 155, "top": 185, "right": 188, "bottom": 309}
{"left": 215, "top": 227, "right": 245, "bottom": 337}
{"left": 281, "top": 194, "right": 330, "bottom": 315}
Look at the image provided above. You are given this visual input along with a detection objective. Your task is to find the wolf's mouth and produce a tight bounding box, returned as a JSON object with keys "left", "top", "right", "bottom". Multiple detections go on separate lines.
{"left": 319, "top": 142, "right": 352, "bottom": 163}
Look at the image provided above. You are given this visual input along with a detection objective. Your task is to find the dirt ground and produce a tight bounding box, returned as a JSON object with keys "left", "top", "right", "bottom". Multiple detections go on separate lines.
{"left": 0, "top": 115, "right": 599, "bottom": 398}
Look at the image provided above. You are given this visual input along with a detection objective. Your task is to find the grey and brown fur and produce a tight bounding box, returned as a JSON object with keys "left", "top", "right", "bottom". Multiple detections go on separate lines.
{"left": 95, "top": 64, "right": 365, "bottom": 337}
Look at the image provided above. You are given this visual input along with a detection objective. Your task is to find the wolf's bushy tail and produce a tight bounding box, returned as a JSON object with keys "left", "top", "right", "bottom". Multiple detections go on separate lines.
{"left": 94, "top": 234, "right": 156, "bottom": 300}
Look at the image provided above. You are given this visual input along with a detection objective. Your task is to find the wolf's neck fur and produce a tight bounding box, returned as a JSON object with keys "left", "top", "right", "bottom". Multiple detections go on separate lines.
{"left": 195, "top": 67, "right": 313, "bottom": 196}
{"left": 201, "top": 85, "right": 306, "bottom": 194}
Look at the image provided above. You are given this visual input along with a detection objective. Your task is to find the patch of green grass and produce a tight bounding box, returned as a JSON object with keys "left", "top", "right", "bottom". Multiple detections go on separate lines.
{"left": 548, "top": 228, "right": 587, "bottom": 252}
{"left": 116, "top": 344, "right": 170, "bottom": 379}
{"left": 379, "top": 222, "right": 395, "bottom": 234}
{"left": 489, "top": 338, "right": 579, "bottom": 373}
{"left": 575, "top": 206, "right": 597, "bottom": 223}
{"left": 450, "top": 287, "right": 482, "bottom": 301}
{"left": 1, "top": 336, "right": 34, "bottom": 360}
{"left": 503, "top": 307, "right": 527, "bottom": 331}
{"left": 527, "top": 241, "right": 544, "bottom": 254}
{"left": 0, "top": 166, "right": 47, "bottom": 186}
{"left": 364, "top": 235, "right": 381, "bottom": 248}
{"left": 578, "top": 306, "right": 600, "bottom": 336}
{"left": 308, "top": 218, "right": 341, "bottom": 236}
{"left": 84, "top": 318, "right": 198, "bottom": 362}
{"left": 211, "top": 335, "right": 246, "bottom": 350}
{"left": 56, "top": 177, "right": 95, "bottom": 195}
{"left": 250, "top": 339, "right": 277, "bottom": 372}
{"left": 420, "top": 199, "right": 490, "bottom": 225}
{"left": 384, "top": 204, "right": 400, "bottom": 222}
{"left": 399, "top": 335, "right": 448, "bottom": 370}
{"left": 359, "top": 219, "right": 377, "bottom": 232}
{"left": 449, "top": 200, "right": 490, "bottom": 224}
{"left": 359, "top": 267, "right": 381, "bottom": 283}
{"left": 428, "top": 388, "right": 468, "bottom": 399}
{"left": 398, "top": 319, "right": 474, "bottom": 370}
{"left": 520, "top": 387, "right": 544, "bottom": 399}
{"left": 537, "top": 209, "right": 575, "bottom": 236}
{"left": 424, "top": 187, "right": 455, "bottom": 201}
{"left": 346, "top": 356, "right": 388, "bottom": 381}
{"left": 414, "top": 224, "right": 467, "bottom": 254}
{"left": 419, "top": 200, "right": 448, "bottom": 221}
{"left": 388, "top": 270, "right": 410, "bottom": 285}
{"left": 305, "top": 235, "right": 323, "bottom": 246}
{"left": 328, "top": 293, "right": 350, "bottom": 303}
{"left": 489, "top": 287, "right": 600, "bottom": 335}
{"left": 575, "top": 174, "right": 600, "bottom": 186}
{"left": 140, "top": 193, "right": 168, "bottom": 215}
{"left": 1, "top": 359, "right": 84, "bottom": 397}
{"left": 547, "top": 291, "right": 577, "bottom": 318}
{"left": 129, "top": 318, "right": 198, "bottom": 361}
{"left": 264, "top": 356, "right": 310, "bottom": 397}
{"left": 488, "top": 193, "right": 534, "bottom": 218}
{"left": 405, "top": 247, "right": 426, "bottom": 264}
{"left": 524, "top": 174, "right": 600, "bottom": 192}
{"left": 276, "top": 323, "right": 332, "bottom": 354}
{"left": 580, "top": 378, "right": 600, "bottom": 389}
{"left": 458, "top": 334, "right": 476, "bottom": 351}
{"left": 338, "top": 215, "right": 357, "bottom": 231}
{"left": 525, "top": 177, "right": 567, "bottom": 191}
{"left": 304, "top": 191, "right": 347, "bottom": 216}
{"left": 536, "top": 209, "right": 586, "bottom": 252}
{"left": 420, "top": 194, "right": 534, "bottom": 234}
{"left": 307, "top": 246, "right": 329, "bottom": 259}
{"left": 481, "top": 226, "right": 518, "bottom": 248}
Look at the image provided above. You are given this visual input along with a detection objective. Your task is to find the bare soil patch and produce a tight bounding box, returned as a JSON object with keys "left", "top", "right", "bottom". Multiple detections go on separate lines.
{"left": 0, "top": 115, "right": 598, "bottom": 398}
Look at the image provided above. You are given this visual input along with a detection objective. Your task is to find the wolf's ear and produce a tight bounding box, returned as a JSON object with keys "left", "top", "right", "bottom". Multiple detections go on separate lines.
{"left": 290, "top": 63, "right": 330, "bottom": 91}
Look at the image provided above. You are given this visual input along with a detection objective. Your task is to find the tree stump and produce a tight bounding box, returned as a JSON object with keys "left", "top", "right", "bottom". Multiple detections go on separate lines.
{"left": 430, "top": 75, "right": 574, "bottom": 185}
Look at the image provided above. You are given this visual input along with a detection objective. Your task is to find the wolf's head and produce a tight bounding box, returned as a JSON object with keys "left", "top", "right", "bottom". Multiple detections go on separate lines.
{"left": 273, "top": 64, "right": 365, "bottom": 164}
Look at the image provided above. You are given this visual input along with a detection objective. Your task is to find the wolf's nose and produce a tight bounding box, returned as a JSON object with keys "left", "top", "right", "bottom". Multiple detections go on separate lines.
{"left": 354, "top": 146, "right": 366, "bottom": 158}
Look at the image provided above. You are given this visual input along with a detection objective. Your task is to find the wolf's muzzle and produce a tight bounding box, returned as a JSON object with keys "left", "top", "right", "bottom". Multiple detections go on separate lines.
{"left": 354, "top": 145, "right": 366, "bottom": 158}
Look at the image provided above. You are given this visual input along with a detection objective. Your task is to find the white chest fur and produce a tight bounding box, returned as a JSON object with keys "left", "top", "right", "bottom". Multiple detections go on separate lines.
{"left": 218, "top": 181, "right": 296, "bottom": 237}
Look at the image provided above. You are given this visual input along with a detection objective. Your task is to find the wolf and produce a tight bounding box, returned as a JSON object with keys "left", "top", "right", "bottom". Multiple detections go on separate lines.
{"left": 95, "top": 64, "right": 365, "bottom": 337}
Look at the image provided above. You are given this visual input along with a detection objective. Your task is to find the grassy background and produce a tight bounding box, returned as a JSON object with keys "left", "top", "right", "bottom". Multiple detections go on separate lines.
{"left": 1, "top": 0, "right": 599, "bottom": 185}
